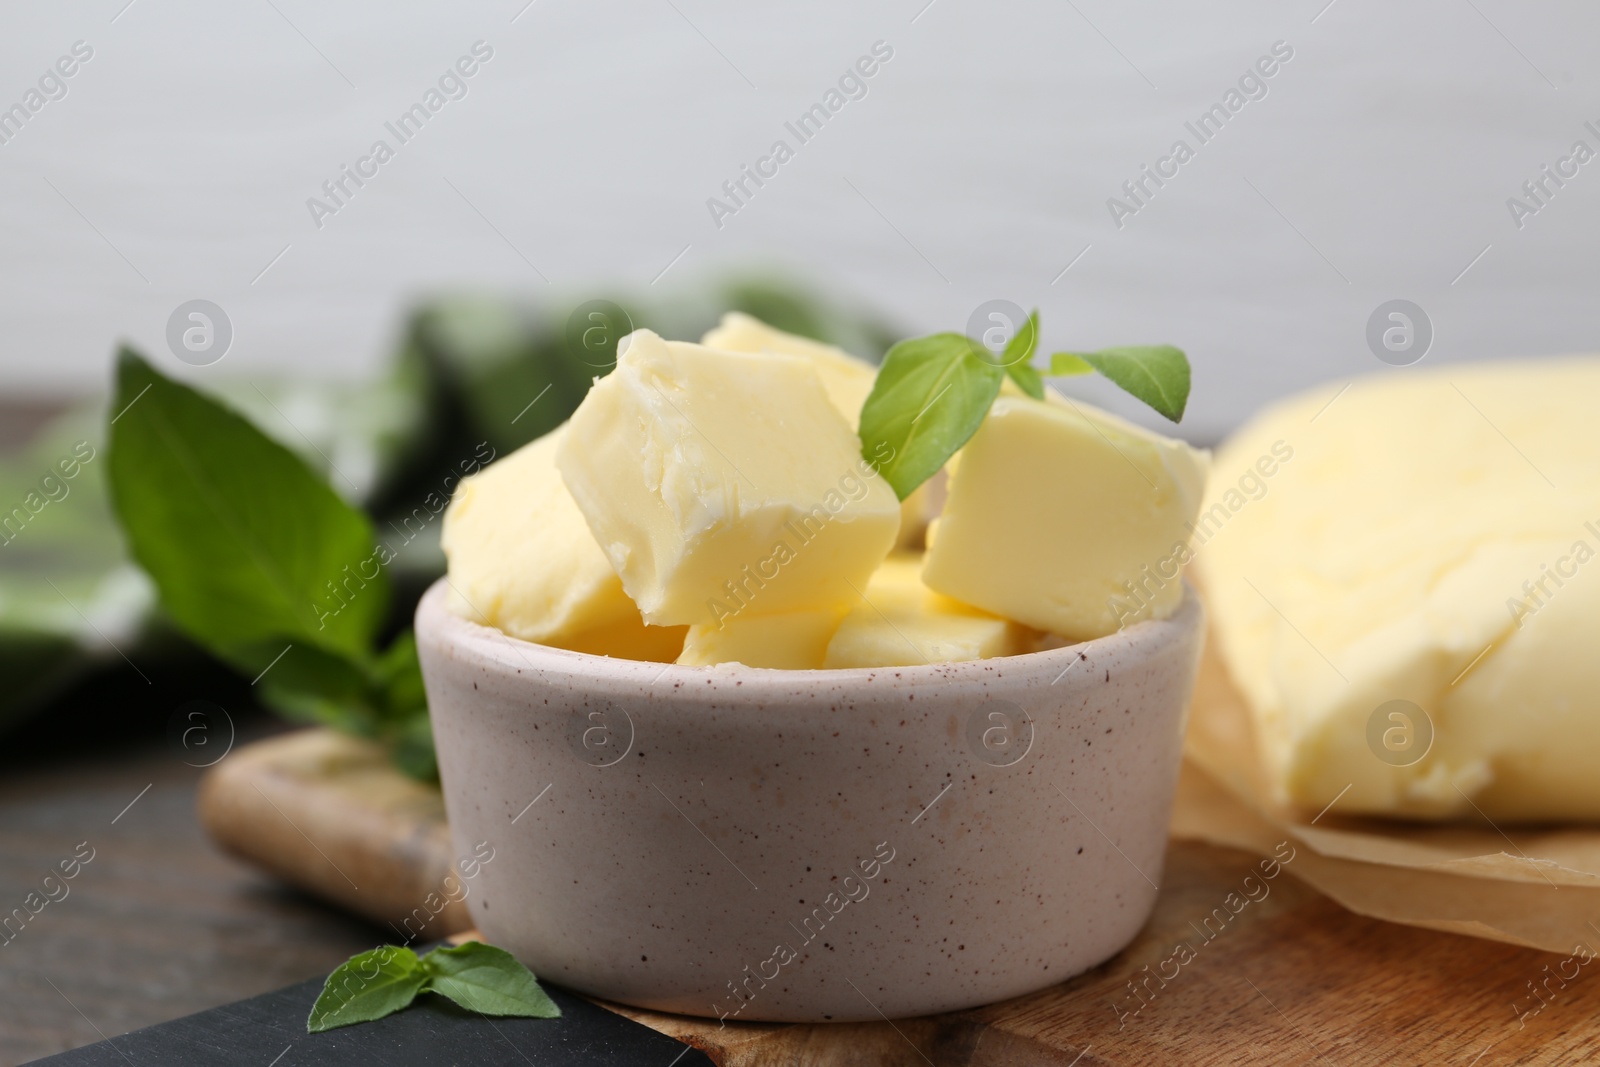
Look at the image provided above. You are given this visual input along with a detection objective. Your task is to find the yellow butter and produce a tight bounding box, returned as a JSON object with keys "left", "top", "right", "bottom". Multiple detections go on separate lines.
{"left": 702, "top": 312, "right": 931, "bottom": 548}
{"left": 556, "top": 329, "right": 901, "bottom": 629}
{"left": 440, "top": 429, "right": 685, "bottom": 661}
{"left": 1197, "top": 357, "right": 1600, "bottom": 821}
{"left": 679, "top": 609, "right": 845, "bottom": 670}
{"left": 824, "top": 555, "right": 1030, "bottom": 668}
{"left": 702, "top": 312, "right": 877, "bottom": 427}
{"left": 922, "top": 394, "right": 1209, "bottom": 641}
{"left": 553, "top": 614, "right": 688, "bottom": 663}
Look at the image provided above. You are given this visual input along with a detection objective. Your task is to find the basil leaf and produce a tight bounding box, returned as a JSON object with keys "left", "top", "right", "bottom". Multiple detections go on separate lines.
{"left": 107, "top": 349, "right": 389, "bottom": 672}
{"left": 387, "top": 712, "right": 439, "bottom": 781}
{"left": 106, "top": 350, "right": 436, "bottom": 779}
{"left": 374, "top": 631, "right": 436, "bottom": 780}
{"left": 1000, "top": 310, "right": 1044, "bottom": 399}
{"left": 1005, "top": 361, "right": 1045, "bottom": 400}
{"left": 1049, "top": 345, "right": 1191, "bottom": 422}
{"left": 307, "top": 946, "right": 427, "bottom": 1032}
{"left": 1048, "top": 352, "right": 1094, "bottom": 377}
{"left": 858, "top": 333, "right": 1005, "bottom": 501}
{"left": 374, "top": 630, "right": 427, "bottom": 724}
{"left": 422, "top": 942, "right": 561, "bottom": 1019}
{"left": 255, "top": 642, "right": 380, "bottom": 735}
{"left": 249, "top": 633, "right": 435, "bottom": 778}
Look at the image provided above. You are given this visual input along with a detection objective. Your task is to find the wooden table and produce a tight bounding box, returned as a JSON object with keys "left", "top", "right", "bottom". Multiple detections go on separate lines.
{"left": 0, "top": 715, "right": 379, "bottom": 1066}
{"left": 612, "top": 841, "right": 1600, "bottom": 1066}
{"left": 13, "top": 718, "right": 1600, "bottom": 1065}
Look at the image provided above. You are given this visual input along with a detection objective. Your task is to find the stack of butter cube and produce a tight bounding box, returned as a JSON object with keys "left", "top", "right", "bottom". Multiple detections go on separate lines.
{"left": 441, "top": 314, "right": 1208, "bottom": 669}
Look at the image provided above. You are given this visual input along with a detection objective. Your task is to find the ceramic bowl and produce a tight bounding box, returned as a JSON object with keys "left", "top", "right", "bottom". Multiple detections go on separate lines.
{"left": 415, "top": 579, "right": 1204, "bottom": 1022}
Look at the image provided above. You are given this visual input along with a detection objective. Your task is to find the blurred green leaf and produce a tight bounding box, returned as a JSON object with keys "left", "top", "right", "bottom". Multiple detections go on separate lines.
{"left": 0, "top": 400, "right": 156, "bottom": 730}
{"left": 215, "top": 358, "right": 429, "bottom": 510}
{"left": 408, "top": 296, "right": 607, "bottom": 457}
{"left": 1000, "top": 310, "right": 1044, "bottom": 399}
{"left": 254, "top": 642, "right": 378, "bottom": 735}
{"left": 373, "top": 631, "right": 434, "bottom": 779}
{"left": 716, "top": 277, "right": 899, "bottom": 364}
{"left": 105, "top": 350, "right": 437, "bottom": 778}
{"left": 108, "top": 349, "right": 388, "bottom": 670}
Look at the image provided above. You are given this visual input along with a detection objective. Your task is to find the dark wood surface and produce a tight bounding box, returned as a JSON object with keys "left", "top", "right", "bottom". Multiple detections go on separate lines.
{"left": 614, "top": 842, "right": 1600, "bottom": 1066}
{"left": 189, "top": 728, "right": 1600, "bottom": 1067}
{"left": 8, "top": 718, "right": 1599, "bottom": 1065}
{"left": 0, "top": 722, "right": 381, "bottom": 1066}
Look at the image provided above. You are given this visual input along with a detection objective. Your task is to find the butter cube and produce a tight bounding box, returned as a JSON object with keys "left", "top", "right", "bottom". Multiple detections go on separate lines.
{"left": 552, "top": 614, "right": 688, "bottom": 663}
{"left": 703, "top": 312, "right": 931, "bottom": 548}
{"left": 556, "top": 329, "right": 901, "bottom": 629}
{"left": 824, "top": 555, "right": 1031, "bottom": 668}
{"left": 702, "top": 312, "right": 876, "bottom": 427}
{"left": 679, "top": 610, "right": 846, "bottom": 670}
{"left": 1197, "top": 358, "right": 1600, "bottom": 821}
{"left": 440, "top": 429, "right": 685, "bottom": 661}
{"left": 922, "top": 394, "right": 1209, "bottom": 640}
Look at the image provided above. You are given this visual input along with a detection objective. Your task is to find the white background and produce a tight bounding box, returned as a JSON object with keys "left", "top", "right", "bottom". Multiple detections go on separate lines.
{"left": 1, "top": 0, "right": 1597, "bottom": 441}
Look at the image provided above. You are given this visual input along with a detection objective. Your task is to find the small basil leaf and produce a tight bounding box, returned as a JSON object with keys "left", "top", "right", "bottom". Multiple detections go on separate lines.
{"left": 374, "top": 630, "right": 427, "bottom": 724}
{"left": 1049, "top": 345, "right": 1190, "bottom": 421}
{"left": 255, "top": 632, "right": 436, "bottom": 780}
{"left": 999, "top": 310, "right": 1044, "bottom": 399}
{"left": 422, "top": 942, "right": 561, "bottom": 1019}
{"left": 307, "top": 946, "right": 427, "bottom": 1033}
{"left": 858, "top": 333, "right": 1005, "bottom": 501}
{"left": 1005, "top": 361, "right": 1045, "bottom": 400}
{"left": 388, "top": 713, "right": 439, "bottom": 782}
{"left": 1048, "top": 352, "right": 1094, "bottom": 377}
{"left": 376, "top": 631, "right": 437, "bottom": 780}
{"left": 107, "top": 349, "right": 389, "bottom": 670}
{"left": 254, "top": 641, "right": 381, "bottom": 736}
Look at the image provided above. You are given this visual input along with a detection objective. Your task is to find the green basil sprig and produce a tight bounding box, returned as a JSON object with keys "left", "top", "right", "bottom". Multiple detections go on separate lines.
{"left": 107, "top": 349, "right": 435, "bottom": 778}
{"left": 308, "top": 941, "right": 560, "bottom": 1032}
{"left": 857, "top": 311, "right": 1189, "bottom": 500}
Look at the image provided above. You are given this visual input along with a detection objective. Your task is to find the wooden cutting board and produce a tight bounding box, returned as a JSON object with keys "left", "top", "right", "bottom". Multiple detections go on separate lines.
{"left": 199, "top": 728, "right": 1598, "bottom": 1065}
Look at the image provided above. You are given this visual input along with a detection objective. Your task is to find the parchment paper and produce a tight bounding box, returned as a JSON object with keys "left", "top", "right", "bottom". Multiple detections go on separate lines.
{"left": 1171, "top": 635, "right": 1600, "bottom": 953}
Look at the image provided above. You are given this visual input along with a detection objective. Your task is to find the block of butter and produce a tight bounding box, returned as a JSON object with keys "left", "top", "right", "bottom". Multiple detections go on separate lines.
{"left": 823, "top": 554, "right": 1033, "bottom": 668}
{"left": 703, "top": 312, "right": 931, "bottom": 548}
{"left": 1196, "top": 358, "right": 1600, "bottom": 821}
{"left": 439, "top": 428, "right": 685, "bottom": 661}
{"left": 702, "top": 312, "right": 876, "bottom": 426}
{"left": 923, "top": 393, "right": 1209, "bottom": 641}
{"left": 556, "top": 328, "right": 901, "bottom": 630}
{"left": 678, "top": 609, "right": 846, "bottom": 670}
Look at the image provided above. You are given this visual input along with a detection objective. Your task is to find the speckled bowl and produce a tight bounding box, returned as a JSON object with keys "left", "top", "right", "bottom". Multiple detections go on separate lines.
{"left": 415, "top": 579, "right": 1204, "bottom": 1023}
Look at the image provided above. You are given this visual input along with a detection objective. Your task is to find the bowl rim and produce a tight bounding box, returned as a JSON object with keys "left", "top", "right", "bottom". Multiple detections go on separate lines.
{"left": 415, "top": 577, "right": 1202, "bottom": 692}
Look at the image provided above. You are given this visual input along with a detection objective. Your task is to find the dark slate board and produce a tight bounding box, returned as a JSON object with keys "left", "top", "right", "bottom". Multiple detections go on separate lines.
{"left": 25, "top": 977, "right": 712, "bottom": 1066}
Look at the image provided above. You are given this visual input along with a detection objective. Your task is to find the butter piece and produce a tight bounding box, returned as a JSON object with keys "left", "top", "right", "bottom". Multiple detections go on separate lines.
{"left": 556, "top": 329, "right": 901, "bottom": 629}
{"left": 1197, "top": 357, "right": 1600, "bottom": 821}
{"left": 679, "top": 610, "right": 845, "bottom": 670}
{"left": 702, "top": 312, "right": 876, "bottom": 427}
{"left": 922, "top": 394, "right": 1209, "bottom": 640}
{"left": 703, "top": 312, "right": 931, "bottom": 548}
{"left": 824, "top": 555, "right": 1030, "bottom": 668}
{"left": 440, "top": 429, "right": 685, "bottom": 661}
{"left": 553, "top": 615, "right": 689, "bottom": 663}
